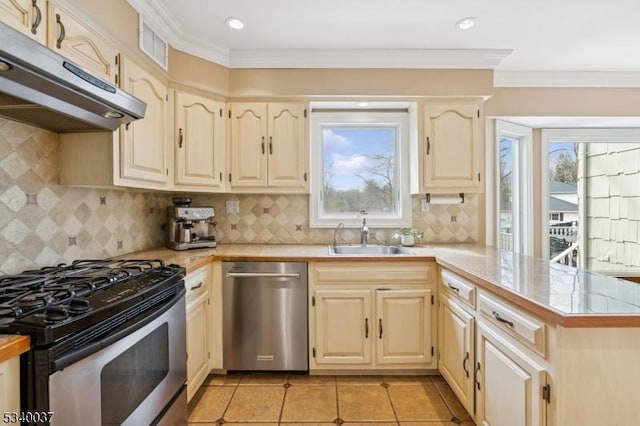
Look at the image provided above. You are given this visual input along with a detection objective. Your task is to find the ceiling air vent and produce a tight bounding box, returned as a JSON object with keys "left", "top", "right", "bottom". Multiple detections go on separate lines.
{"left": 139, "top": 16, "right": 168, "bottom": 70}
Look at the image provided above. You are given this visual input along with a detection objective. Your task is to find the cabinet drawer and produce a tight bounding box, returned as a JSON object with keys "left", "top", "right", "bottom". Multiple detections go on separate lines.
{"left": 478, "top": 291, "right": 547, "bottom": 357}
{"left": 313, "top": 262, "right": 434, "bottom": 285}
{"left": 440, "top": 269, "right": 476, "bottom": 309}
{"left": 185, "top": 266, "right": 209, "bottom": 303}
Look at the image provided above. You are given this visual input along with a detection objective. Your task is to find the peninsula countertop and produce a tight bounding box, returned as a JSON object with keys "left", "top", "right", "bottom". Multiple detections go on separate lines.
{"left": 127, "top": 243, "right": 640, "bottom": 327}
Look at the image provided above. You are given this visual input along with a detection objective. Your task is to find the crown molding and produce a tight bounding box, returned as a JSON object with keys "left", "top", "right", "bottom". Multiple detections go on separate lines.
{"left": 172, "top": 34, "right": 231, "bottom": 67}
{"left": 494, "top": 71, "right": 640, "bottom": 88}
{"left": 227, "top": 48, "right": 512, "bottom": 69}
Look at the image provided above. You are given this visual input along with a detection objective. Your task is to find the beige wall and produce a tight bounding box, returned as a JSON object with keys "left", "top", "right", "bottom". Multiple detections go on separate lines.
{"left": 168, "top": 48, "right": 230, "bottom": 95}
{"left": 485, "top": 87, "right": 640, "bottom": 117}
{"left": 228, "top": 68, "right": 493, "bottom": 98}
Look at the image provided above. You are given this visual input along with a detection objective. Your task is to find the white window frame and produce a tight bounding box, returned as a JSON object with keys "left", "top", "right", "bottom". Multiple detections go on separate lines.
{"left": 490, "top": 120, "right": 533, "bottom": 254}
{"left": 309, "top": 104, "right": 414, "bottom": 228}
{"left": 541, "top": 128, "right": 640, "bottom": 261}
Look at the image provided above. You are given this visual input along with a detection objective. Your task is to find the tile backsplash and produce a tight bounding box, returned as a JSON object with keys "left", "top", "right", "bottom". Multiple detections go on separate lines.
{"left": 190, "top": 193, "right": 478, "bottom": 245}
{"left": 0, "top": 117, "right": 478, "bottom": 274}
{"left": 0, "top": 119, "right": 168, "bottom": 275}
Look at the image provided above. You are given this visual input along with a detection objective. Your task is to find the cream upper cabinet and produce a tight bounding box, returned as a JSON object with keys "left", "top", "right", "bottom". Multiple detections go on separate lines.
{"left": 313, "top": 289, "right": 372, "bottom": 365}
{"left": 47, "top": 2, "right": 119, "bottom": 85}
{"left": 476, "top": 321, "right": 547, "bottom": 426}
{"left": 309, "top": 261, "right": 435, "bottom": 371}
{"left": 375, "top": 289, "right": 433, "bottom": 365}
{"left": 174, "top": 91, "right": 226, "bottom": 190}
{"left": 438, "top": 294, "right": 475, "bottom": 414}
{"left": 229, "top": 102, "right": 308, "bottom": 193}
{"left": 0, "top": 0, "right": 46, "bottom": 44}
{"left": 419, "top": 102, "right": 482, "bottom": 193}
{"left": 119, "top": 56, "right": 168, "bottom": 186}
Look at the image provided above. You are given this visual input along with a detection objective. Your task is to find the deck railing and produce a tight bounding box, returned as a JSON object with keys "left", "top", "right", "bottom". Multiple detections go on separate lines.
{"left": 550, "top": 242, "right": 579, "bottom": 267}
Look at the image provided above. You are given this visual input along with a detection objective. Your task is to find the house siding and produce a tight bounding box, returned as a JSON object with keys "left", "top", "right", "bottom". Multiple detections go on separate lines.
{"left": 583, "top": 143, "right": 640, "bottom": 271}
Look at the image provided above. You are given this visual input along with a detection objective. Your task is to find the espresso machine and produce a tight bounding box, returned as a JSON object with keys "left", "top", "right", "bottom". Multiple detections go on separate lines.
{"left": 166, "top": 197, "right": 217, "bottom": 250}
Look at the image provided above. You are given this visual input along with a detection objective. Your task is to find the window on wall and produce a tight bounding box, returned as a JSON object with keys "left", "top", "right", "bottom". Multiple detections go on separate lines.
{"left": 309, "top": 103, "right": 414, "bottom": 228}
{"left": 494, "top": 121, "right": 533, "bottom": 254}
{"left": 542, "top": 129, "right": 640, "bottom": 272}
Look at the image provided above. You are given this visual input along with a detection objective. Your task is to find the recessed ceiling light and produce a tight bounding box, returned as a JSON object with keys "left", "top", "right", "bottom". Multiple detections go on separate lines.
{"left": 225, "top": 17, "right": 244, "bottom": 30}
{"left": 455, "top": 17, "right": 476, "bottom": 30}
{"left": 357, "top": 102, "right": 369, "bottom": 107}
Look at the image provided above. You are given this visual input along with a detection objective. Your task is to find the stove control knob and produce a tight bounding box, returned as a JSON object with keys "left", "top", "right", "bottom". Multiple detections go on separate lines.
{"left": 44, "top": 306, "right": 69, "bottom": 323}
{"left": 68, "top": 298, "right": 91, "bottom": 314}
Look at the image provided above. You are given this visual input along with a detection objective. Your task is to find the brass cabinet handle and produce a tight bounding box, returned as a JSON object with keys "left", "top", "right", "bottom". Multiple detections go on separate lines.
{"left": 379, "top": 318, "right": 383, "bottom": 339}
{"left": 365, "top": 318, "right": 369, "bottom": 339}
{"left": 190, "top": 281, "right": 203, "bottom": 291}
{"left": 426, "top": 136, "right": 431, "bottom": 155}
{"left": 269, "top": 136, "right": 273, "bottom": 154}
{"left": 31, "top": 0, "right": 42, "bottom": 35}
{"left": 448, "top": 283, "right": 460, "bottom": 292}
{"left": 178, "top": 128, "right": 184, "bottom": 148}
{"left": 55, "top": 14, "right": 66, "bottom": 49}
{"left": 463, "top": 352, "right": 470, "bottom": 378}
{"left": 261, "top": 136, "right": 265, "bottom": 154}
{"left": 475, "top": 362, "right": 481, "bottom": 390}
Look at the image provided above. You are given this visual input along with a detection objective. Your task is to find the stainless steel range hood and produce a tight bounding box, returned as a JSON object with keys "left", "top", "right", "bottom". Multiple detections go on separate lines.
{"left": 0, "top": 21, "right": 146, "bottom": 133}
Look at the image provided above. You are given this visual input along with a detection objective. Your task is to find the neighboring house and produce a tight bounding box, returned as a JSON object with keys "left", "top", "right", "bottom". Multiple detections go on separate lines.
{"left": 549, "top": 180, "right": 578, "bottom": 225}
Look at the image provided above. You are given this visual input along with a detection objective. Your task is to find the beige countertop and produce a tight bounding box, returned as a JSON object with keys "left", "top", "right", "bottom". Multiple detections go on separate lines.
{"left": 129, "top": 243, "right": 640, "bottom": 328}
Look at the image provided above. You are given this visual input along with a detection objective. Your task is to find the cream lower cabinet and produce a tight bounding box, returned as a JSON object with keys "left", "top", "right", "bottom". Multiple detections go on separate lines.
{"left": 309, "top": 261, "right": 435, "bottom": 371}
{"left": 185, "top": 265, "right": 212, "bottom": 402}
{"left": 438, "top": 294, "right": 475, "bottom": 414}
{"left": 0, "top": 356, "right": 20, "bottom": 415}
{"left": 174, "top": 90, "right": 226, "bottom": 190}
{"left": 476, "top": 320, "right": 547, "bottom": 426}
{"left": 0, "top": 0, "right": 47, "bottom": 44}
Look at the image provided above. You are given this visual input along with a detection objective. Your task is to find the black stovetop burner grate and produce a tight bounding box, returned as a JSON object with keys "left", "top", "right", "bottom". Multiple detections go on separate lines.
{"left": 0, "top": 259, "right": 181, "bottom": 334}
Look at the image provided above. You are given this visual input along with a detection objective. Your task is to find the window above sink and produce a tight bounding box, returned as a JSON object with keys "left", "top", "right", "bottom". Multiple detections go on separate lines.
{"left": 309, "top": 101, "right": 416, "bottom": 228}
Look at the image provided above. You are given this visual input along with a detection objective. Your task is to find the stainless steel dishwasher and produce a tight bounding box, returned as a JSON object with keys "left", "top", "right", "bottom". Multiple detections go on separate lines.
{"left": 222, "top": 261, "right": 308, "bottom": 371}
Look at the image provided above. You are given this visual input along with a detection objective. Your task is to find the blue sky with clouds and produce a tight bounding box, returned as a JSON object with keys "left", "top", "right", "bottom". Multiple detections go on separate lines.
{"left": 323, "top": 127, "right": 395, "bottom": 190}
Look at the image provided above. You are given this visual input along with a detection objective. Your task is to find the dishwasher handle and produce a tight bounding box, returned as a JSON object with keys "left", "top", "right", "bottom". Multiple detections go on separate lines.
{"left": 225, "top": 272, "right": 301, "bottom": 278}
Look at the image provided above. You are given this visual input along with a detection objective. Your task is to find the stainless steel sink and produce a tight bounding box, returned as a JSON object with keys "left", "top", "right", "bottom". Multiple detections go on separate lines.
{"left": 328, "top": 244, "right": 415, "bottom": 255}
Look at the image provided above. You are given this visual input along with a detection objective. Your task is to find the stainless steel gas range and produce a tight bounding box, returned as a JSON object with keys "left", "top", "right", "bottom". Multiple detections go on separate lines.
{"left": 0, "top": 259, "right": 187, "bottom": 426}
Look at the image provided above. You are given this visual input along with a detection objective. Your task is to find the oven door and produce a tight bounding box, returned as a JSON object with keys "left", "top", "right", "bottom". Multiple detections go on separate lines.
{"left": 47, "top": 292, "right": 187, "bottom": 426}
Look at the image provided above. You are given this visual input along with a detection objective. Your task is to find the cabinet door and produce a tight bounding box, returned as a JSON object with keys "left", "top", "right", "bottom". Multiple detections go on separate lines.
{"left": 0, "top": 0, "right": 46, "bottom": 44}
{"left": 47, "top": 3, "right": 119, "bottom": 85}
{"left": 438, "top": 295, "right": 475, "bottom": 414}
{"left": 375, "top": 289, "right": 432, "bottom": 365}
{"left": 119, "top": 56, "right": 168, "bottom": 185}
{"left": 229, "top": 103, "right": 268, "bottom": 188}
{"left": 476, "top": 321, "right": 547, "bottom": 426}
{"left": 313, "top": 289, "right": 372, "bottom": 365}
{"left": 175, "top": 91, "right": 225, "bottom": 189}
{"left": 186, "top": 291, "right": 209, "bottom": 402}
{"left": 267, "top": 103, "right": 308, "bottom": 191}
{"left": 422, "top": 103, "right": 481, "bottom": 191}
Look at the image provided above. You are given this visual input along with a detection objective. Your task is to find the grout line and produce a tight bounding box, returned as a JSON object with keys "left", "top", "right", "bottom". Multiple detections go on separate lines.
{"left": 431, "top": 378, "right": 460, "bottom": 423}
{"left": 218, "top": 381, "right": 240, "bottom": 424}
{"left": 382, "top": 381, "right": 401, "bottom": 425}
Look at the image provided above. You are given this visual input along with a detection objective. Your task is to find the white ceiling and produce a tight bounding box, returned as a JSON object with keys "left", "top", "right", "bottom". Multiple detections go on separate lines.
{"left": 130, "top": 0, "right": 640, "bottom": 86}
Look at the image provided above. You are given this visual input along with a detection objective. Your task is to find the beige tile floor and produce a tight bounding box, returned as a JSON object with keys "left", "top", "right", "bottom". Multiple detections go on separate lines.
{"left": 188, "top": 373, "right": 475, "bottom": 425}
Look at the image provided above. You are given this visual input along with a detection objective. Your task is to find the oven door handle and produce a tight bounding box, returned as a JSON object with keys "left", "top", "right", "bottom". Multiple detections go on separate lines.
{"left": 51, "top": 287, "right": 186, "bottom": 373}
{"left": 225, "top": 272, "right": 301, "bottom": 278}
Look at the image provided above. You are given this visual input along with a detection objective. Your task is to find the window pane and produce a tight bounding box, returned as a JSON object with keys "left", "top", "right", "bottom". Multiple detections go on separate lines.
{"left": 322, "top": 127, "right": 397, "bottom": 215}
{"left": 499, "top": 137, "right": 514, "bottom": 250}
{"left": 548, "top": 141, "right": 579, "bottom": 266}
